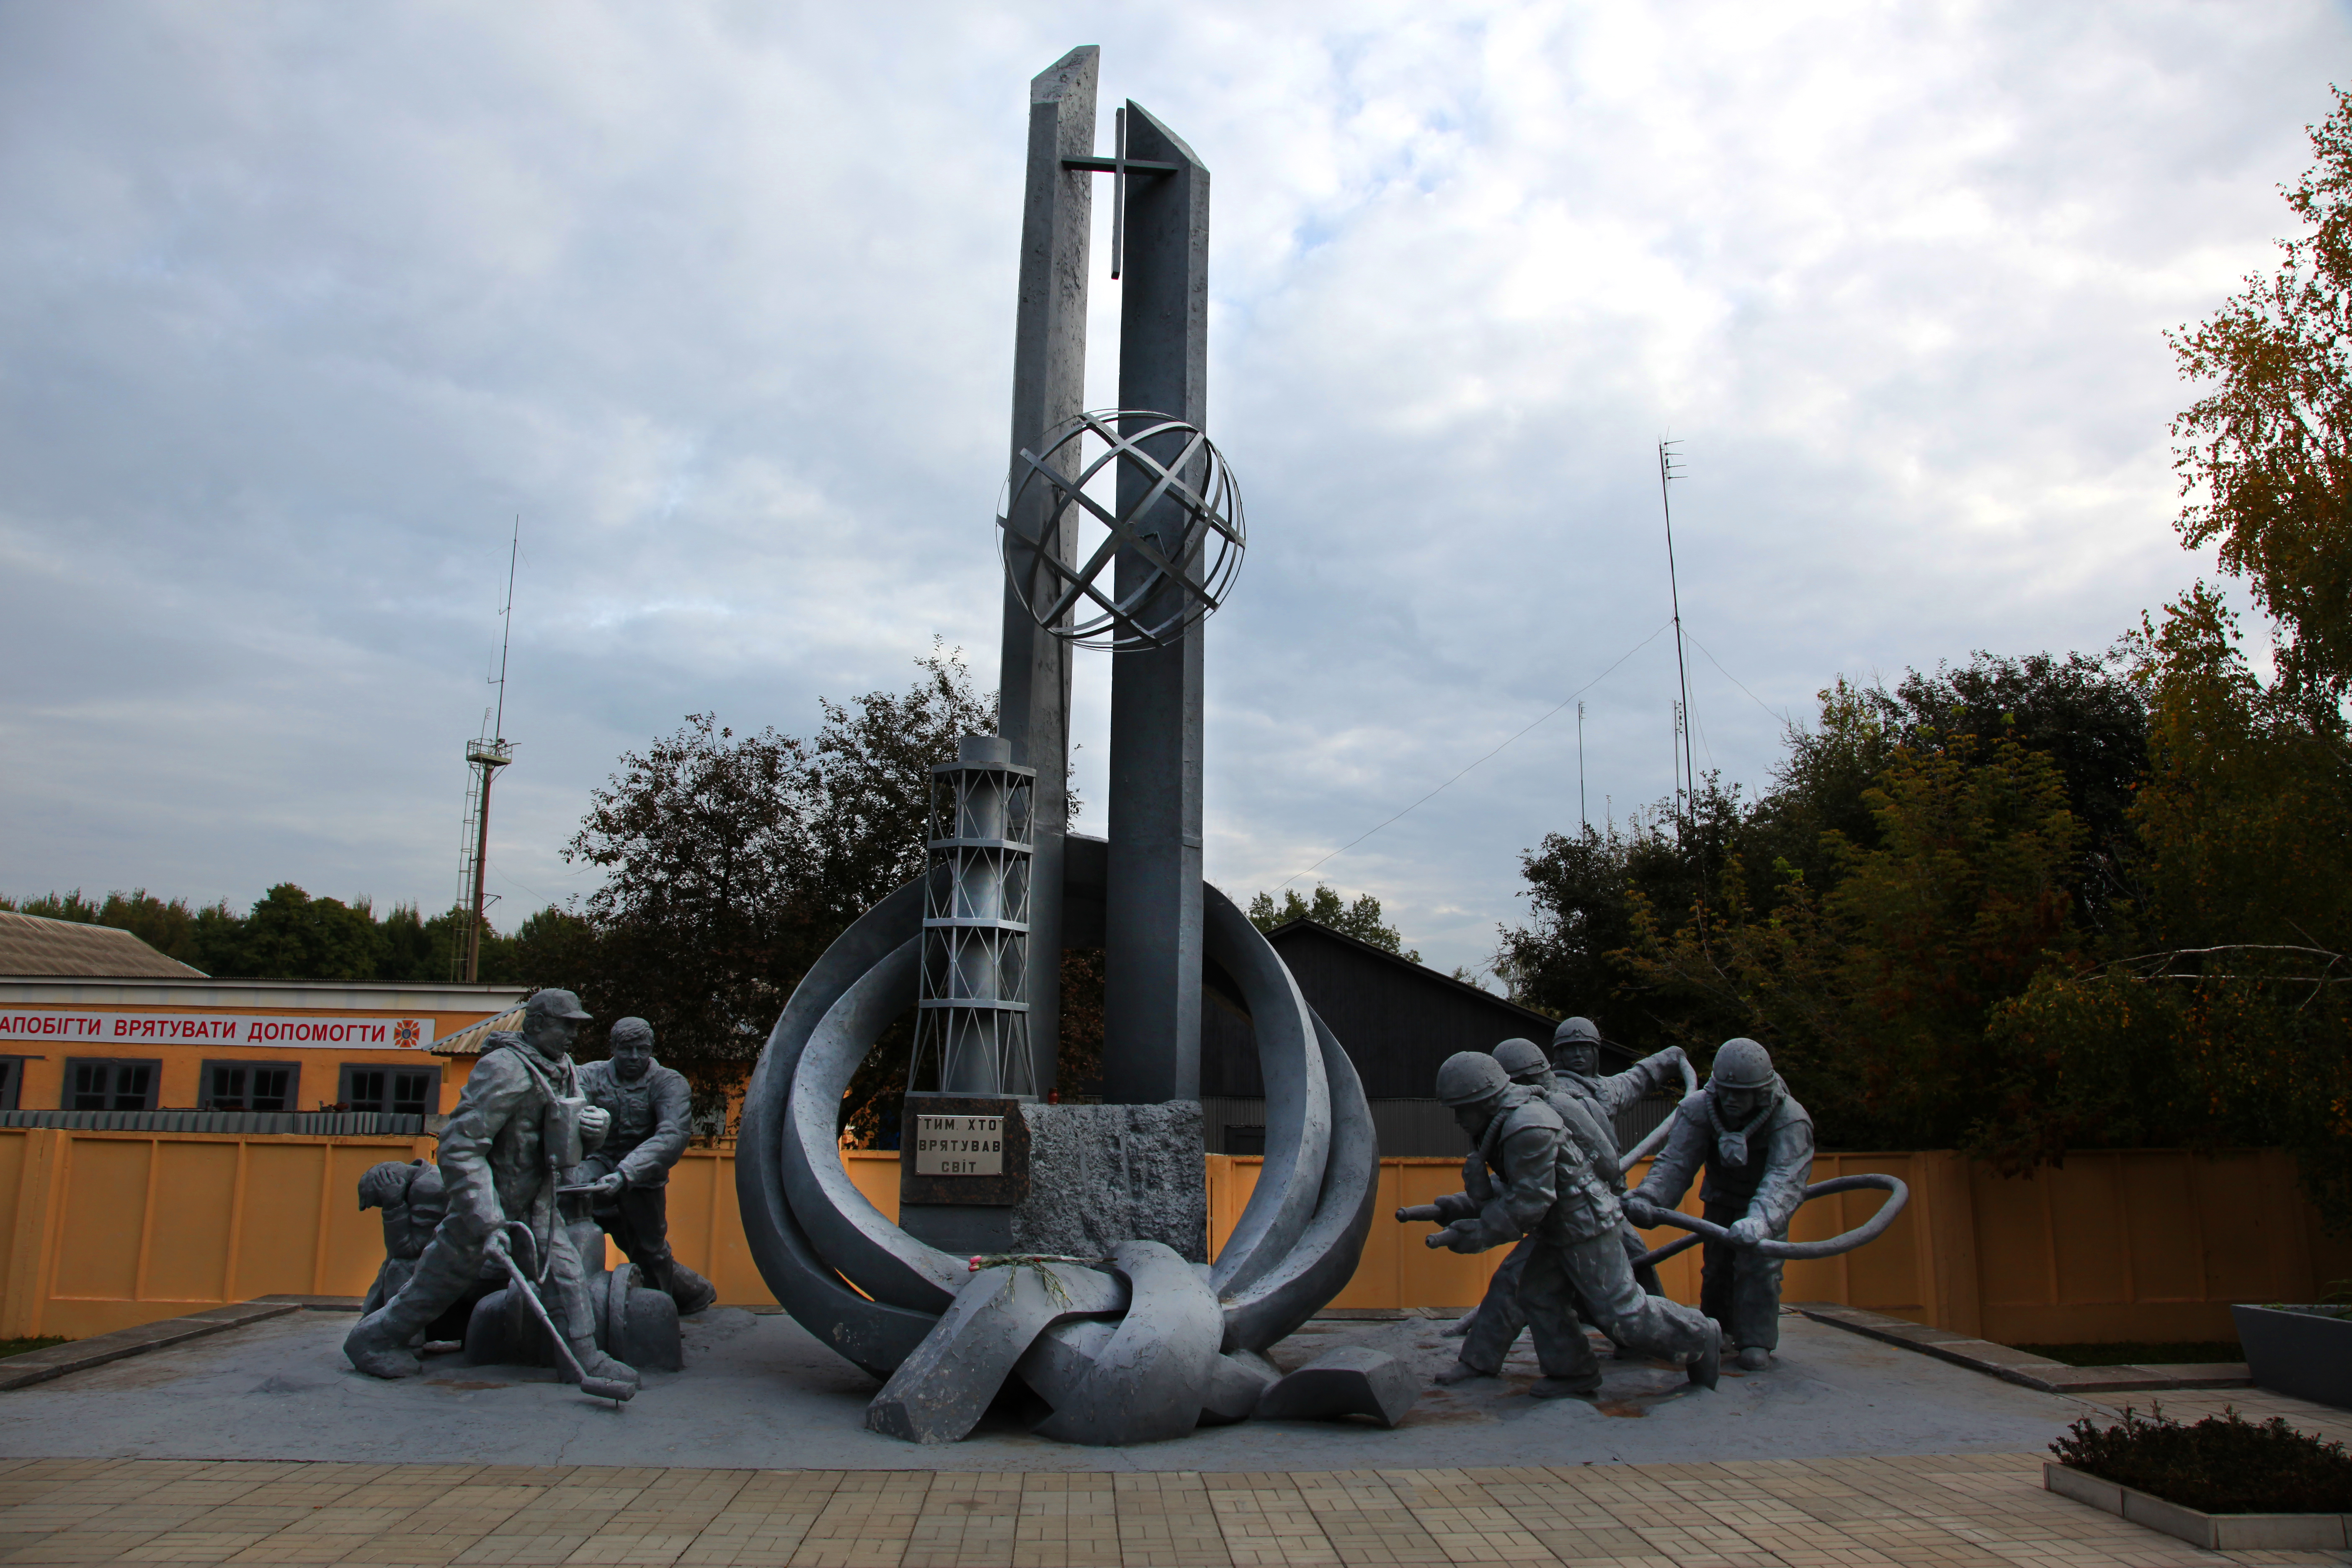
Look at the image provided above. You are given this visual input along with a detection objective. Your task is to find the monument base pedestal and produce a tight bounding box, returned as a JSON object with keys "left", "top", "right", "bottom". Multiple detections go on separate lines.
{"left": 895, "top": 1101, "right": 1207, "bottom": 1262}
{"left": 1017, "top": 1101, "right": 1207, "bottom": 1262}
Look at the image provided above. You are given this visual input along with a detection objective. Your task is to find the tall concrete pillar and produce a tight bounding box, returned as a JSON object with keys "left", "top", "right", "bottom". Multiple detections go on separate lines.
{"left": 1102, "top": 103, "right": 1209, "bottom": 1105}
{"left": 998, "top": 46, "right": 1096, "bottom": 1099}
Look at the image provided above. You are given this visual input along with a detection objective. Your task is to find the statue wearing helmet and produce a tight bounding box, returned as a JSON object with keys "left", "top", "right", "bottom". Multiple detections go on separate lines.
{"left": 1544, "top": 1018, "right": 1686, "bottom": 1294}
{"left": 1445, "top": 1036, "right": 1667, "bottom": 1377}
{"left": 1419, "top": 1050, "right": 1720, "bottom": 1397}
{"left": 1622, "top": 1037, "right": 1815, "bottom": 1371}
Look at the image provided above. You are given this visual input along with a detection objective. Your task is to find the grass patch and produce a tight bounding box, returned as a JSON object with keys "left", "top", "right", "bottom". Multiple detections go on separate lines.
{"left": 0, "top": 1336, "right": 70, "bottom": 1360}
{"left": 2053, "top": 1405, "right": 2352, "bottom": 1514}
{"left": 2013, "top": 1339, "right": 2241, "bottom": 1367}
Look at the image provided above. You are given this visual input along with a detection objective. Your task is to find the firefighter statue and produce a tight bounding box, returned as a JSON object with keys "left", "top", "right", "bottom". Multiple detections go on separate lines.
{"left": 343, "top": 988, "right": 640, "bottom": 1394}
{"left": 1418, "top": 1051, "right": 1719, "bottom": 1397}
{"left": 574, "top": 1017, "right": 717, "bottom": 1315}
{"left": 1623, "top": 1037, "right": 1814, "bottom": 1372}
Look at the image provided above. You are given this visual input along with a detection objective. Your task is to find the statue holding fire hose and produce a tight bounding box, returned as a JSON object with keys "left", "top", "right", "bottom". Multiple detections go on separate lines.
{"left": 1401, "top": 1032, "right": 1906, "bottom": 1395}
{"left": 1623, "top": 1037, "right": 1814, "bottom": 1372}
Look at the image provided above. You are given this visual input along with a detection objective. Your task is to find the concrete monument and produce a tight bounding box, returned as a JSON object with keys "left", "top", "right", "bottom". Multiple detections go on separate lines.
{"left": 1624, "top": 1037, "right": 1814, "bottom": 1372}
{"left": 343, "top": 988, "right": 641, "bottom": 1397}
{"left": 734, "top": 44, "right": 1393, "bottom": 1446}
{"left": 575, "top": 1017, "right": 717, "bottom": 1315}
{"left": 1416, "top": 1052, "right": 1720, "bottom": 1397}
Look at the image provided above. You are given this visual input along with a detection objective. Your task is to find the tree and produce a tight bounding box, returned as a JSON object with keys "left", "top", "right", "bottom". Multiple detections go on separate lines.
{"left": 563, "top": 645, "right": 996, "bottom": 1122}
{"left": 2170, "top": 84, "right": 2352, "bottom": 700}
{"left": 1246, "top": 883, "right": 1419, "bottom": 962}
{"left": 1617, "top": 733, "right": 2084, "bottom": 1151}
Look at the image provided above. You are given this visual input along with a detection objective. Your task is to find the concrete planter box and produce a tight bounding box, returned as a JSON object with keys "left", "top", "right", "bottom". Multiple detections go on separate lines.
{"left": 2233, "top": 1303, "right": 2352, "bottom": 1409}
{"left": 2045, "top": 1462, "right": 2350, "bottom": 1552}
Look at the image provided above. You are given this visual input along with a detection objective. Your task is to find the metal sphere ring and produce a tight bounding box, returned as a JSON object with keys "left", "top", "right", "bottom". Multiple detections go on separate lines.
{"left": 997, "top": 409, "right": 1244, "bottom": 652}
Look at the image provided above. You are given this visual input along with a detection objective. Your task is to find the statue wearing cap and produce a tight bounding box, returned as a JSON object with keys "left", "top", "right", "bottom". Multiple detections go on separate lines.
{"left": 1622, "top": 1037, "right": 1815, "bottom": 1371}
{"left": 574, "top": 1018, "right": 715, "bottom": 1315}
{"left": 343, "top": 988, "right": 641, "bottom": 1393}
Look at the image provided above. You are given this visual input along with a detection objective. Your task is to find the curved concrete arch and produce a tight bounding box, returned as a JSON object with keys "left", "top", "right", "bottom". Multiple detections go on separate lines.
{"left": 735, "top": 877, "right": 943, "bottom": 1377}
{"left": 781, "top": 935, "right": 969, "bottom": 1313}
{"left": 1201, "top": 886, "right": 1329, "bottom": 1297}
{"left": 1218, "top": 1010, "right": 1380, "bottom": 1353}
{"left": 1029, "top": 1240, "right": 1224, "bottom": 1445}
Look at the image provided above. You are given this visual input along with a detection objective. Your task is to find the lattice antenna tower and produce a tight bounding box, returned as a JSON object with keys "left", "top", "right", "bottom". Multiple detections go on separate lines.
{"left": 1658, "top": 440, "right": 1696, "bottom": 830}
{"left": 451, "top": 521, "right": 519, "bottom": 983}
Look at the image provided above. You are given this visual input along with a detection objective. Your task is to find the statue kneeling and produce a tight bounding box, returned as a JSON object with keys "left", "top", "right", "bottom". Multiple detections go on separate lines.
{"left": 343, "top": 989, "right": 640, "bottom": 1395}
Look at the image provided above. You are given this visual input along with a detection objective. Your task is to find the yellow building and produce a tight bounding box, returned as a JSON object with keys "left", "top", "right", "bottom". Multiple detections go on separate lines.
{"left": 0, "top": 910, "right": 521, "bottom": 1119}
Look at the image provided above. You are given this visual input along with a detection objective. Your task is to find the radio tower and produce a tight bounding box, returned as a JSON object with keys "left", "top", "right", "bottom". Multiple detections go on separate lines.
{"left": 452, "top": 523, "right": 519, "bottom": 983}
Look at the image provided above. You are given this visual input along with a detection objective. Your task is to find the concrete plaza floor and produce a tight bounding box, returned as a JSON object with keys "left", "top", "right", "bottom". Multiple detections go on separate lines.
{"left": 3, "top": 1452, "right": 2347, "bottom": 1566}
{"left": 2, "top": 1309, "right": 2115, "bottom": 1473}
{"left": 2, "top": 1307, "right": 2347, "bottom": 1564}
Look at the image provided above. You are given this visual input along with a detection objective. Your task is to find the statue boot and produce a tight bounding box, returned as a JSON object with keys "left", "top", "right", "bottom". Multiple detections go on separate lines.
{"left": 345, "top": 1240, "right": 481, "bottom": 1378}
{"left": 655, "top": 1258, "right": 717, "bottom": 1316}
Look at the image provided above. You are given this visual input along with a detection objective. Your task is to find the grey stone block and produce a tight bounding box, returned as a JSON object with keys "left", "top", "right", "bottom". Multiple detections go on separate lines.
{"left": 1198, "top": 1349, "right": 1278, "bottom": 1425}
{"left": 1255, "top": 1346, "right": 1419, "bottom": 1429}
{"left": 1014, "top": 1103, "right": 1206, "bottom": 1263}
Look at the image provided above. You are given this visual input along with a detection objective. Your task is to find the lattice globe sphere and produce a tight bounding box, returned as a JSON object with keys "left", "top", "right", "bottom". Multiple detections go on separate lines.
{"left": 997, "top": 409, "right": 1245, "bottom": 652}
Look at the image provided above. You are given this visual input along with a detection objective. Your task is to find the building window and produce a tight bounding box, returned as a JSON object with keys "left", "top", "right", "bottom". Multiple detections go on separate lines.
{"left": 64, "top": 1059, "right": 160, "bottom": 1111}
{"left": 200, "top": 1060, "right": 299, "bottom": 1112}
{"left": 0, "top": 1057, "right": 22, "bottom": 1112}
{"left": 338, "top": 1063, "right": 440, "bottom": 1117}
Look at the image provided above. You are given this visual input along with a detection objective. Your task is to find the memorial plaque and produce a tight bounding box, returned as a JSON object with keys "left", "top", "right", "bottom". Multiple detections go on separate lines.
{"left": 898, "top": 1093, "right": 1030, "bottom": 1206}
{"left": 914, "top": 1114, "right": 1004, "bottom": 1176}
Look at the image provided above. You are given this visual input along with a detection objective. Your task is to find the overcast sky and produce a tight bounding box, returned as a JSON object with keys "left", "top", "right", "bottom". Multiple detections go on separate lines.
{"left": 2, "top": 1, "right": 2339, "bottom": 979}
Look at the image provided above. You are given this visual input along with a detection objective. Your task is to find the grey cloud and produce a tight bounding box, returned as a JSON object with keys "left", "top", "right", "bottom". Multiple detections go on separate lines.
{"left": 0, "top": 0, "right": 2337, "bottom": 977}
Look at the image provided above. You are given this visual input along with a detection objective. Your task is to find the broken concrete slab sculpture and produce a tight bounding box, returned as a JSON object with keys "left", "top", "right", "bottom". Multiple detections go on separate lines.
{"left": 732, "top": 45, "right": 1407, "bottom": 1447}
{"left": 1256, "top": 1346, "right": 1421, "bottom": 1429}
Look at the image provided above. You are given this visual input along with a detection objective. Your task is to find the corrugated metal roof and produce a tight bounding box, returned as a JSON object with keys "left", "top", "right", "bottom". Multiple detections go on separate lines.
{"left": 0, "top": 911, "right": 206, "bottom": 980}
{"left": 0, "top": 1108, "right": 426, "bottom": 1136}
{"left": 431, "top": 1005, "right": 526, "bottom": 1057}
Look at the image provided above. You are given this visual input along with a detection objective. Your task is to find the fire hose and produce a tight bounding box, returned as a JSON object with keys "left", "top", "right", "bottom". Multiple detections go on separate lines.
{"left": 1621, "top": 1173, "right": 1909, "bottom": 1268}
{"left": 1398, "top": 1174, "right": 1910, "bottom": 1264}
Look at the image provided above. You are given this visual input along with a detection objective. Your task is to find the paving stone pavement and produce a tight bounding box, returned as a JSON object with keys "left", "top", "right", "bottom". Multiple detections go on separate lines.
{"left": 2, "top": 1453, "right": 2348, "bottom": 1567}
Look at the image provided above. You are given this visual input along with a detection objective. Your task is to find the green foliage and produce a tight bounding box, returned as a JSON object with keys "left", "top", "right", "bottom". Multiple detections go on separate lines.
{"left": 0, "top": 1336, "right": 70, "bottom": 1360}
{"left": 2051, "top": 1405, "right": 2352, "bottom": 1515}
{"left": 2170, "top": 85, "right": 2352, "bottom": 700}
{"left": 0, "top": 885, "right": 539, "bottom": 985}
{"left": 562, "top": 645, "right": 1002, "bottom": 1124}
{"left": 1613, "top": 732, "right": 2086, "bottom": 1151}
{"left": 1498, "top": 650, "right": 2144, "bottom": 1141}
{"left": 1247, "top": 883, "right": 1419, "bottom": 963}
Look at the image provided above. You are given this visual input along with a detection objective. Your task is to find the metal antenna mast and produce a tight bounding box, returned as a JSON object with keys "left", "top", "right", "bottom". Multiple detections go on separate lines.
{"left": 1658, "top": 440, "right": 1696, "bottom": 829}
{"left": 1576, "top": 700, "right": 1587, "bottom": 835}
{"left": 453, "top": 521, "right": 518, "bottom": 983}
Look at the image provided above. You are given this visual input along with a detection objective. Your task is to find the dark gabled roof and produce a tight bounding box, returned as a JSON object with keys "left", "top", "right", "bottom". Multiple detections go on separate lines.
{"left": 0, "top": 911, "right": 206, "bottom": 980}
{"left": 1202, "top": 916, "right": 1630, "bottom": 1100}
{"left": 1259, "top": 918, "right": 1563, "bottom": 1034}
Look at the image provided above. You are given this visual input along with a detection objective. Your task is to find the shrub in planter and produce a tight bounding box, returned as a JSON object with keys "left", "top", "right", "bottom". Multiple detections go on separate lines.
{"left": 2050, "top": 1405, "right": 2352, "bottom": 1515}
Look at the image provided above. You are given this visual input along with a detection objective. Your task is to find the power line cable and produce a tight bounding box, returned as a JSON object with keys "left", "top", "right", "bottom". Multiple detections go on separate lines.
{"left": 1277, "top": 619, "right": 1674, "bottom": 890}
{"left": 1684, "top": 631, "right": 1793, "bottom": 727}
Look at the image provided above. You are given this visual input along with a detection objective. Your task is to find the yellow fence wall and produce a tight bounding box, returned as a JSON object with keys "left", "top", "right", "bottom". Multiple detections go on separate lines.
{"left": 5, "top": 1129, "right": 2345, "bottom": 1345}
